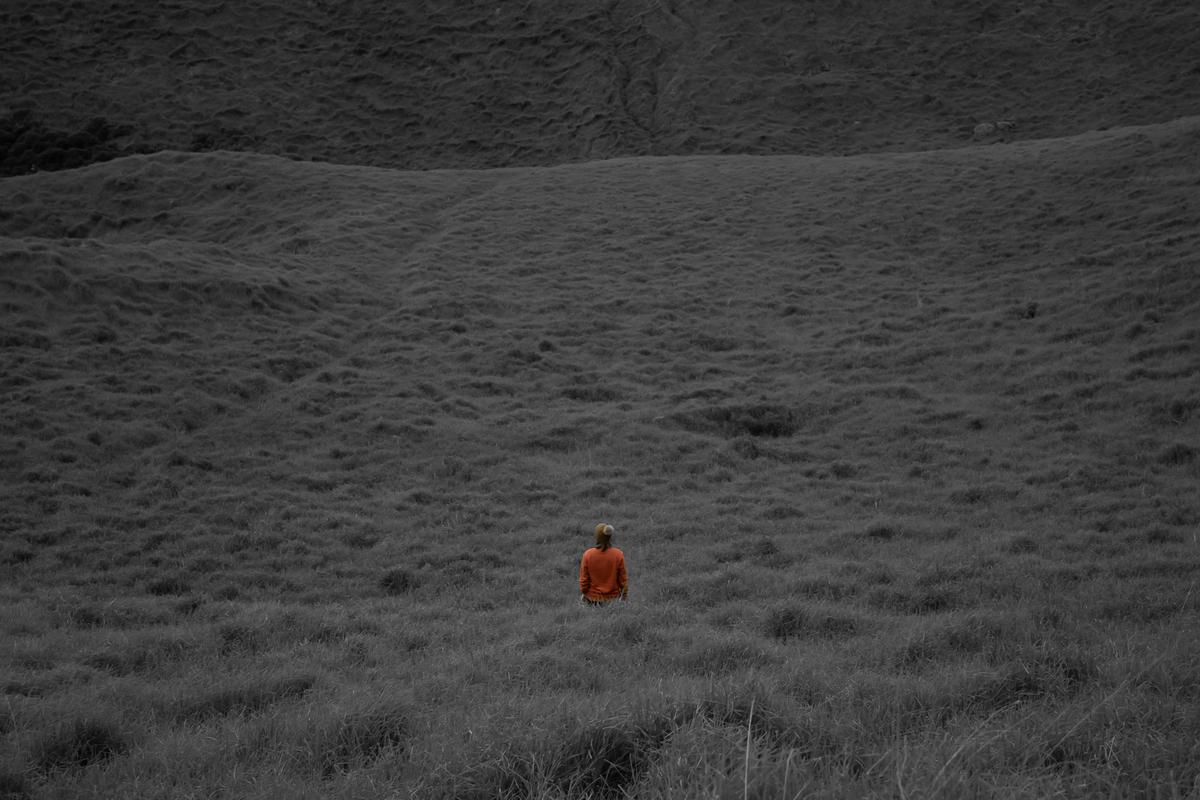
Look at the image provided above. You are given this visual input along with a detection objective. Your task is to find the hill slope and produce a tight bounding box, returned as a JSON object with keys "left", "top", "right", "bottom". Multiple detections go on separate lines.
{"left": 3, "top": 0, "right": 1199, "bottom": 173}
{"left": 1, "top": 119, "right": 1198, "bottom": 795}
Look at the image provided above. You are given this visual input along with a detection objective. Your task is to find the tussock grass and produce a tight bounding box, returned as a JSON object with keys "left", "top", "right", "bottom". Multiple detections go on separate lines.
{"left": 167, "top": 673, "right": 317, "bottom": 722}
{"left": 233, "top": 697, "right": 409, "bottom": 778}
{"left": 30, "top": 717, "right": 130, "bottom": 774}
{"left": 764, "top": 604, "right": 863, "bottom": 642}
{"left": 378, "top": 568, "right": 419, "bottom": 596}
{"left": 2, "top": 116, "right": 1200, "bottom": 796}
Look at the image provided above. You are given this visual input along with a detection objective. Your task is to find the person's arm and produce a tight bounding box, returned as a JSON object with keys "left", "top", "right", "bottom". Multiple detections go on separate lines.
{"left": 618, "top": 553, "right": 628, "bottom": 600}
{"left": 579, "top": 551, "right": 591, "bottom": 598}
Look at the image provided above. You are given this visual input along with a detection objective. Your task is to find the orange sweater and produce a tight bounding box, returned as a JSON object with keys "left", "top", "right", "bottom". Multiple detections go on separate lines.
{"left": 579, "top": 546, "right": 627, "bottom": 601}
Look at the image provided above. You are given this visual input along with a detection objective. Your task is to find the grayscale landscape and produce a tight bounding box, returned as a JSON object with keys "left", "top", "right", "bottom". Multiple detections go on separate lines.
{"left": 2, "top": 1, "right": 1198, "bottom": 798}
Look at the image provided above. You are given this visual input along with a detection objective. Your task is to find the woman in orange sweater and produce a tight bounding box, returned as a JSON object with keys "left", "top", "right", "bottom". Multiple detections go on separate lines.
{"left": 579, "top": 522, "right": 628, "bottom": 604}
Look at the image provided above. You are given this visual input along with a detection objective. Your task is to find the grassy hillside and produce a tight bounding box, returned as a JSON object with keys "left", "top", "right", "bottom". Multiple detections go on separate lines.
{"left": 3, "top": 0, "right": 1200, "bottom": 173}
{"left": 2, "top": 114, "right": 1199, "bottom": 796}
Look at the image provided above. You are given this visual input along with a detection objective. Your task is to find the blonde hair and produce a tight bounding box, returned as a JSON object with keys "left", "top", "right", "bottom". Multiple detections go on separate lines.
{"left": 594, "top": 523, "right": 614, "bottom": 551}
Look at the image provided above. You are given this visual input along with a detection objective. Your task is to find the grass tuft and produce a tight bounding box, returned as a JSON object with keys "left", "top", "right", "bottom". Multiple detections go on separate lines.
{"left": 32, "top": 718, "right": 129, "bottom": 774}
{"left": 1, "top": 546, "right": 35, "bottom": 565}
{"left": 1158, "top": 442, "right": 1196, "bottom": 466}
{"left": 0, "top": 770, "right": 31, "bottom": 799}
{"left": 764, "top": 604, "right": 860, "bottom": 641}
{"left": 865, "top": 521, "right": 902, "bottom": 540}
{"left": 317, "top": 703, "right": 408, "bottom": 777}
{"left": 449, "top": 706, "right": 683, "bottom": 800}
{"left": 551, "top": 721, "right": 657, "bottom": 797}
{"left": 145, "top": 575, "right": 190, "bottom": 596}
{"left": 171, "top": 674, "right": 317, "bottom": 720}
{"left": 217, "top": 622, "right": 263, "bottom": 655}
{"left": 675, "top": 404, "right": 800, "bottom": 438}
{"left": 379, "top": 568, "right": 419, "bottom": 596}
{"left": 1004, "top": 534, "right": 1040, "bottom": 553}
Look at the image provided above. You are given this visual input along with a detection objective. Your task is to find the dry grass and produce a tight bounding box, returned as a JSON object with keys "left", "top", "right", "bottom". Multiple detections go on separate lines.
{"left": 1, "top": 113, "right": 1199, "bottom": 796}
{"left": 4, "top": 0, "right": 1200, "bottom": 172}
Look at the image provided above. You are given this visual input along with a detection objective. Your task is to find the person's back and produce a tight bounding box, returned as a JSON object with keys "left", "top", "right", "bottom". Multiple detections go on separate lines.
{"left": 579, "top": 523, "right": 628, "bottom": 603}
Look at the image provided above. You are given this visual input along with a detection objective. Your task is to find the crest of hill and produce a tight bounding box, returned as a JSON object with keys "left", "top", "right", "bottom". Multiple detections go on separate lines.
{"left": 3, "top": 116, "right": 1198, "bottom": 248}
{"left": 2, "top": 0, "right": 1199, "bottom": 173}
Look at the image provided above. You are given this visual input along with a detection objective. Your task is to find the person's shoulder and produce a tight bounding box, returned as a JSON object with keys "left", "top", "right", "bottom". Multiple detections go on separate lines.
{"left": 610, "top": 546, "right": 625, "bottom": 558}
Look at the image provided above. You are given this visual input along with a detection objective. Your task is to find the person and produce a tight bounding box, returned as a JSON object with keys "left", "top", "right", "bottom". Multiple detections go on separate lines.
{"left": 579, "top": 522, "right": 628, "bottom": 605}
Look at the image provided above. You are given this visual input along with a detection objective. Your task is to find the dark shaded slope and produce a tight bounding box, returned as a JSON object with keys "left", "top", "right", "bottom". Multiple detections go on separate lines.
{"left": 3, "top": 0, "right": 1198, "bottom": 173}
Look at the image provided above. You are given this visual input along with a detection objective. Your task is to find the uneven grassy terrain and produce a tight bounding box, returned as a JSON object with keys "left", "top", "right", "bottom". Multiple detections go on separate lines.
{"left": 2, "top": 113, "right": 1199, "bottom": 796}
{"left": 4, "top": 0, "right": 1200, "bottom": 173}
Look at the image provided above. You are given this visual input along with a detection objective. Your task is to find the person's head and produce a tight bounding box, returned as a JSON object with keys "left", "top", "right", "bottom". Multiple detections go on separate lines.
{"left": 594, "top": 522, "right": 614, "bottom": 551}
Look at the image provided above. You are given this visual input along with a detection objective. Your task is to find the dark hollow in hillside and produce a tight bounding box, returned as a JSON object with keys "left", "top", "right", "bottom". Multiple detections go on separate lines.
{"left": 0, "top": 112, "right": 140, "bottom": 176}
{"left": 673, "top": 404, "right": 800, "bottom": 438}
